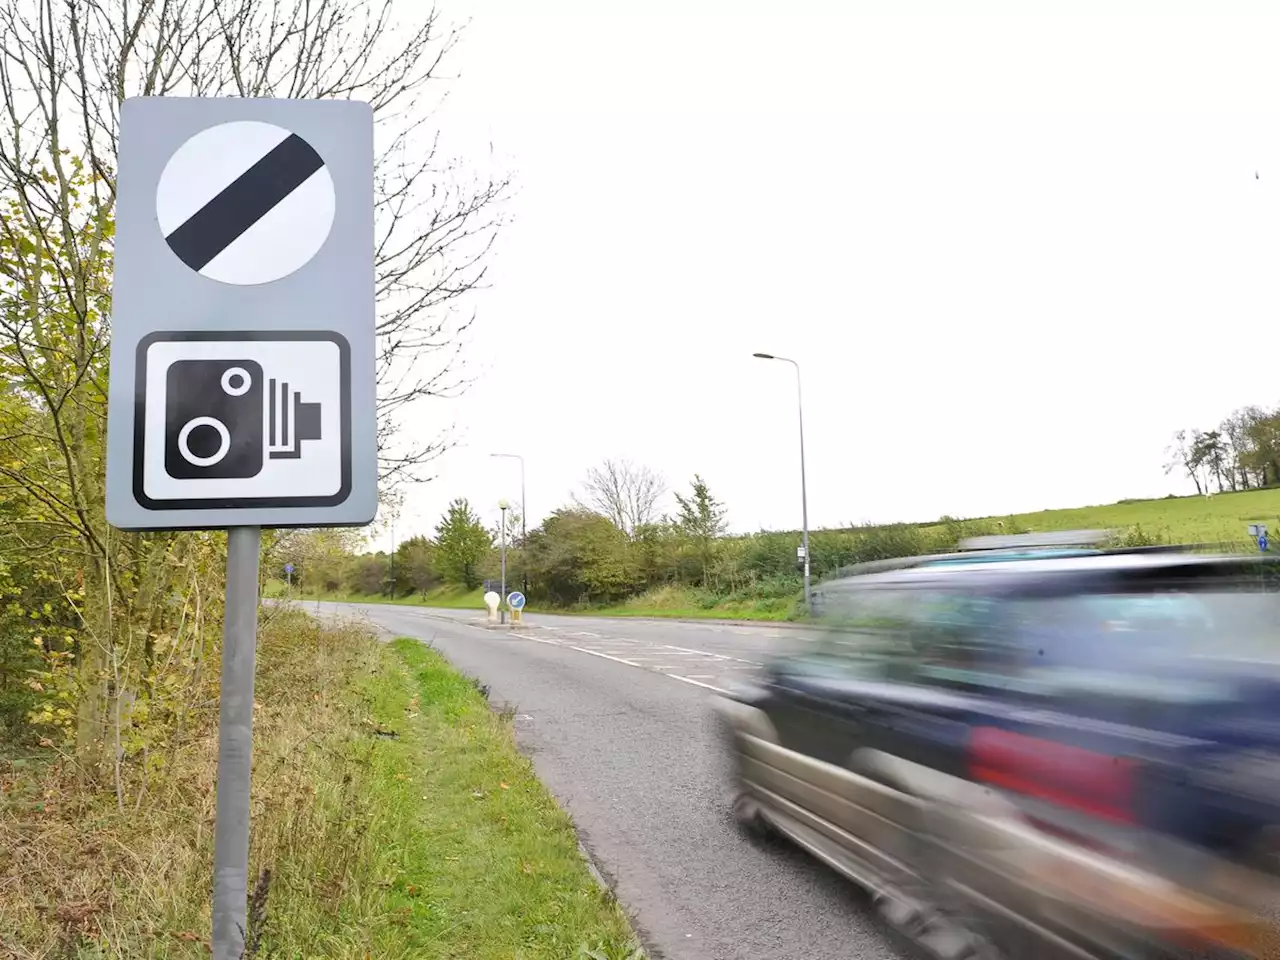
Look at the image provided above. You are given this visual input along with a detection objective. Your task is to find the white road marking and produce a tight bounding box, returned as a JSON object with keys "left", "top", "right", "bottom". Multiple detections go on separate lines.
{"left": 672, "top": 675, "right": 729, "bottom": 694}
{"left": 507, "top": 628, "right": 731, "bottom": 695}
{"left": 656, "top": 642, "right": 763, "bottom": 665}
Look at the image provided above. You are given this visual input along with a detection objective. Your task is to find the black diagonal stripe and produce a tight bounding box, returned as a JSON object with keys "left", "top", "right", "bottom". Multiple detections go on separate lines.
{"left": 164, "top": 133, "right": 324, "bottom": 272}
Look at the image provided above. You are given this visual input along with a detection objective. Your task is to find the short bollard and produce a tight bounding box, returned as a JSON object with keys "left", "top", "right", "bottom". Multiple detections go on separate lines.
{"left": 484, "top": 590, "right": 500, "bottom": 624}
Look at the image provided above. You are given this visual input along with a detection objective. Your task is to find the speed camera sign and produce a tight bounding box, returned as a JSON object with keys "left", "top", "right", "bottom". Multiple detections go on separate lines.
{"left": 105, "top": 97, "right": 376, "bottom": 530}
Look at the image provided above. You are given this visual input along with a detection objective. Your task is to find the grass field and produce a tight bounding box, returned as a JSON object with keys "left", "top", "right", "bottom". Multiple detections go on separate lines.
{"left": 985, "top": 487, "right": 1280, "bottom": 546}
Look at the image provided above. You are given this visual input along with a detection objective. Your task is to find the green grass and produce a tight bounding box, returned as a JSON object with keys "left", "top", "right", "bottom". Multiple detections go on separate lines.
{"left": 265, "top": 581, "right": 487, "bottom": 610}
{"left": 573, "top": 585, "right": 798, "bottom": 622}
{"left": 254, "top": 637, "right": 642, "bottom": 958}
{"left": 965, "top": 486, "right": 1280, "bottom": 547}
{"left": 279, "top": 582, "right": 799, "bottom": 623}
{"left": 0, "top": 613, "right": 642, "bottom": 958}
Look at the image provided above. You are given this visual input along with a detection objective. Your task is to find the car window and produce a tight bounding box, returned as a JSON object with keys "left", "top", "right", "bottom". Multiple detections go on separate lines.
{"left": 776, "top": 585, "right": 916, "bottom": 680}
{"left": 906, "top": 590, "right": 1037, "bottom": 694}
{"left": 1004, "top": 588, "right": 1279, "bottom": 702}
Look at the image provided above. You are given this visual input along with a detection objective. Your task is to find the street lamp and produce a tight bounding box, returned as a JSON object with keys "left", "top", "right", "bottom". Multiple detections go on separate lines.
{"left": 753, "top": 352, "right": 812, "bottom": 615}
{"left": 498, "top": 498, "right": 510, "bottom": 624}
{"left": 490, "top": 453, "right": 526, "bottom": 595}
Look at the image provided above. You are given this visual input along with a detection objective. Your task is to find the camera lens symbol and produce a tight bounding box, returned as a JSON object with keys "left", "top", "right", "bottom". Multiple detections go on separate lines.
{"left": 177, "top": 416, "right": 231, "bottom": 467}
{"left": 221, "top": 366, "right": 252, "bottom": 396}
{"left": 164, "top": 358, "right": 265, "bottom": 481}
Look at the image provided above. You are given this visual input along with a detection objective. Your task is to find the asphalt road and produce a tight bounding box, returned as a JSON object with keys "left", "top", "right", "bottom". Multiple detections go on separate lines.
{"left": 309, "top": 601, "right": 909, "bottom": 960}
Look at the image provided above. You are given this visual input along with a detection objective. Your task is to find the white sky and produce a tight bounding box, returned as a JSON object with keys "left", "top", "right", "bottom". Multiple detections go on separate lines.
{"left": 371, "top": 0, "right": 1280, "bottom": 547}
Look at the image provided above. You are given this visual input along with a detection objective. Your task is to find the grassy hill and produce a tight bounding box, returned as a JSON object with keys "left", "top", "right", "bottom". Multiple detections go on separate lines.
{"left": 969, "top": 487, "right": 1280, "bottom": 546}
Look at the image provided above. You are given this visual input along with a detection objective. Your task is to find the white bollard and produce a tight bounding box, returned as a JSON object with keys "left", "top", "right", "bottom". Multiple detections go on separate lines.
{"left": 483, "top": 590, "right": 501, "bottom": 624}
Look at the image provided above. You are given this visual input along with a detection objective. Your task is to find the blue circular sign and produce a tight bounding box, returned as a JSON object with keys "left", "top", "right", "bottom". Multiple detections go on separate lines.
{"left": 1261, "top": 534, "right": 1269, "bottom": 553}
{"left": 285, "top": 563, "right": 295, "bottom": 575}
{"left": 508, "top": 591, "right": 526, "bottom": 610}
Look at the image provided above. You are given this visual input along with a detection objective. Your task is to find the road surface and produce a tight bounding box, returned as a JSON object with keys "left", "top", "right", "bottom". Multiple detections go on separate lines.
{"left": 307, "top": 601, "right": 909, "bottom": 960}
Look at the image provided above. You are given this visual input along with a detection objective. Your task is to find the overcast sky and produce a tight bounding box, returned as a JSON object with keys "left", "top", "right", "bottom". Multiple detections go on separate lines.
{"left": 370, "top": 0, "right": 1280, "bottom": 548}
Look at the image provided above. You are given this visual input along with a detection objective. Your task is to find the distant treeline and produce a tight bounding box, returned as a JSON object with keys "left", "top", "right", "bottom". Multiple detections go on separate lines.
{"left": 278, "top": 461, "right": 1165, "bottom": 612}
{"left": 1167, "top": 404, "right": 1280, "bottom": 494}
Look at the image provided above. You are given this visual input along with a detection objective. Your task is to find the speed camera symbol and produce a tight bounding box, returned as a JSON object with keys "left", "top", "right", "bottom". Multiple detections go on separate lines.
{"left": 164, "top": 359, "right": 323, "bottom": 479}
{"left": 136, "top": 331, "right": 350, "bottom": 510}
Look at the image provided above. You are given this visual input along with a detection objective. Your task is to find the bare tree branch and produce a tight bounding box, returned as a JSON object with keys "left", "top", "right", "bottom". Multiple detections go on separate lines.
{"left": 576, "top": 460, "right": 667, "bottom": 537}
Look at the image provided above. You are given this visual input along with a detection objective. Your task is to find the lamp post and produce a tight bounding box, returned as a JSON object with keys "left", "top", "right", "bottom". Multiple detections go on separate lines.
{"left": 498, "top": 499, "right": 510, "bottom": 624}
{"left": 490, "top": 453, "right": 526, "bottom": 596}
{"left": 753, "top": 352, "right": 812, "bottom": 615}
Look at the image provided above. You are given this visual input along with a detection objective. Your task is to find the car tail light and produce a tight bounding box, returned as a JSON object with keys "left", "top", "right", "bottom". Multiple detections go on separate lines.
{"left": 968, "top": 726, "right": 1137, "bottom": 825}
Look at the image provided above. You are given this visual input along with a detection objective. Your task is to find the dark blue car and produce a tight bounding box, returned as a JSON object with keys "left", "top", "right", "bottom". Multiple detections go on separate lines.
{"left": 715, "top": 539, "right": 1280, "bottom": 959}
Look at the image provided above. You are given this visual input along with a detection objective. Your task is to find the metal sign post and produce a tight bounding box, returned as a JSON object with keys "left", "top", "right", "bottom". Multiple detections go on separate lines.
{"left": 213, "top": 526, "right": 261, "bottom": 954}
{"left": 498, "top": 500, "right": 509, "bottom": 625}
{"left": 105, "top": 97, "right": 376, "bottom": 960}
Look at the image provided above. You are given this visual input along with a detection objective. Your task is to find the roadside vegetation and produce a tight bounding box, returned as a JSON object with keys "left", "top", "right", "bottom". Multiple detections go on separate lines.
{"left": 1, "top": 610, "right": 642, "bottom": 958}
{"left": 0, "top": 0, "right": 576, "bottom": 955}
{"left": 279, "top": 462, "right": 1271, "bottom": 622}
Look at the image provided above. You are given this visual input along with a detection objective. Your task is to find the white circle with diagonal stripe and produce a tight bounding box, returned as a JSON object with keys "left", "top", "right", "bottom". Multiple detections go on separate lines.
{"left": 155, "top": 120, "right": 335, "bottom": 286}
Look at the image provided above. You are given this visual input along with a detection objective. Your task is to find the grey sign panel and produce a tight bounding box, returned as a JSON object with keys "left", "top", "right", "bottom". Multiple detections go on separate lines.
{"left": 105, "top": 97, "right": 377, "bottom": 529}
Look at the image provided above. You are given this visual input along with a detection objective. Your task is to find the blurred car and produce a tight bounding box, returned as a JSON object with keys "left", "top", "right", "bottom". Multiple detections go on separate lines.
{"left": 714, "top": 535, "right": 1280, "bottom": 960}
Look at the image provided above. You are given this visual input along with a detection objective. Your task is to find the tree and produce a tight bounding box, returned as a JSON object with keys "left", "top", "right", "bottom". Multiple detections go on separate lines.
{"left": 0, "top": 0, "right": 506, "bottom": 779}
{"left": 1190, "top": 431, "right": 1228, "bottom": 493}
{"left": 577, "top": 459, "right": 665, "bottom": 537}
{"left": 1164, "top": 430, "right": 1205, "bottom": 495}
{"left": 396, "top": 535, "right": 438, "bottom": 597}
{"left": 525, "top": 508, "right": 639, "bottom": 606}
{"left": 433, "top": 499, "right": 491, "bottom": 590}
{"left": 345, "top": 554, "right": 389, "bottom": 596}
{"left": 1221, "top": 409, "right": 1256, "bottom": 490}
{"left": 674, "top": 475, "right": 728, "bottom": 587}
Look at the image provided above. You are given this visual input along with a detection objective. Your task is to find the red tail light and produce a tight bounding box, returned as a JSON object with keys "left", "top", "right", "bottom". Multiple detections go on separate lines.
{"left": 968, "top": 726, "right": 1137, "bottom": 825}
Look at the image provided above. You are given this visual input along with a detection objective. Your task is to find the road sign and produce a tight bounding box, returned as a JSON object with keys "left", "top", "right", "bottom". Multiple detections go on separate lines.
{"left": 105, "top": 97, "right": 377, "bottom": 530}
{"left": 1261, "top": 534, "right": 1269, "bottom": 552}
{"left": 284, "top": 563, "right": 295, "bottom": 576}
{"left": 508, "top": 591, "right": 526, "bottom": 610}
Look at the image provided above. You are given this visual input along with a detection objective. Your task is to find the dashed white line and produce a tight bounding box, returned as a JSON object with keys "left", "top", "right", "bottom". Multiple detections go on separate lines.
{"left": 655, "top": 642, "right": 763, "bottom": 666}
{"left": 671, "top": 675, "right": 729, "bottom": 694}
{"left": 508, "top": 630, "right": 731, "bottom": 695}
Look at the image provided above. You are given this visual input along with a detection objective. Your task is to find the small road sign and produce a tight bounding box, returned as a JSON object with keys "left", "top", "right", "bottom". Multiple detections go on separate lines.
{"left": 284, "top": 563, "right": 295, "bottom": 576}
{"left": 508, "top": 591, "right": 526, "bottom": 611}
{"left": 105, "top": 97, "right": 376, "bottom": 530}
{"left": 1261, "top": 533, "right": 1270, "bottom": 552}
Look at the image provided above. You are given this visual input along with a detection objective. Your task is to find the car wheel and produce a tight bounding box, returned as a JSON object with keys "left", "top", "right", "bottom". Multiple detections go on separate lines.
{"left": 730, "top": 791, "right": 774, "bottom": 840}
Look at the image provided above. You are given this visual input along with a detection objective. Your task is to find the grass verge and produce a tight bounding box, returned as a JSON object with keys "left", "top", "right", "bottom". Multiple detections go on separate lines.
{"left": 0, "top": 611, "right": 642, "bottom": 959}
{"left": 264, "top": 582, "right": 487, "bottom": 611}
{"left": 271, "top": 583, "right": 801, "bottom": 623}
{"left": 571, "top": 585, "right": 798, "bottom": 622}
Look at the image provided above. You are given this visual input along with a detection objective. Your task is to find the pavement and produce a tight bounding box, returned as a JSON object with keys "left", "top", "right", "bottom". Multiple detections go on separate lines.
{"left": 305, "top": 601, "right": 909, "bottom": 960}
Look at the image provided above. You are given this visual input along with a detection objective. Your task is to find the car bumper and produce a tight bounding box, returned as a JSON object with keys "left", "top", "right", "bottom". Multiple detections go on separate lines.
{"left": 933, "top": 808, "right": 1280, "bottom": 958}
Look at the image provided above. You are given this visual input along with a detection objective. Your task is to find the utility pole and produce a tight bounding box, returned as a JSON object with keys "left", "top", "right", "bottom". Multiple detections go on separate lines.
{"left": 498, "top": 499, "right": 509, "bottom": 624}
{"left": 753, "top": 352, "right": 812, "bottom": 615}
{"left": 490, "top": 453, "right": 526, "bottom": 596}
